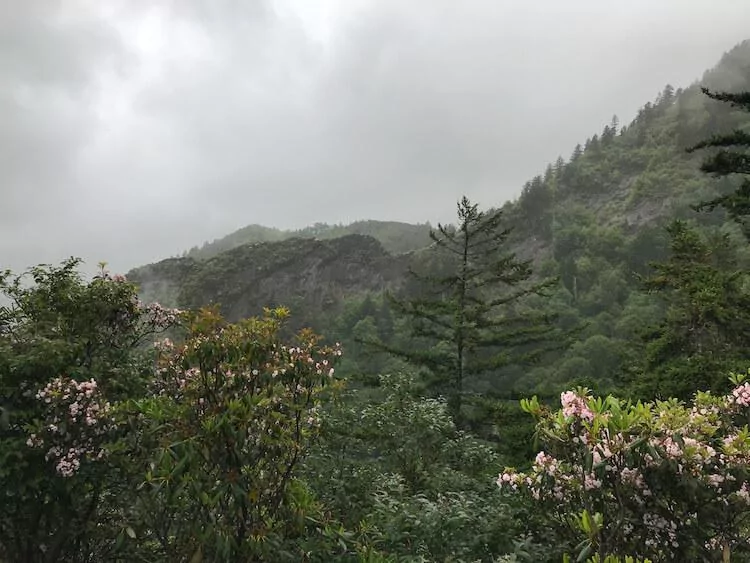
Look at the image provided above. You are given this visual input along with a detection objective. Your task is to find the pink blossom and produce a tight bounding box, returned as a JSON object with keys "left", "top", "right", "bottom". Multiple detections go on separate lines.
{"left": 496, "top": 470, "right": 520, "bottom": 491}
{"left": 154, "top": 338, "right": 174, "bottom": 352}
{"left": 560, "top": 391, "right": 595, "bottom": 422}
{"left": 737, "top": 483, "right": 750, "bottom": 503}
{"left": 707, "top": 474, "right": 725, "bottom": 488}
{"left": 620, "top": 467, "right": 647, "bottom": 490}
{"left": 534, "top": 451, "right": 556, "bottom": 469}
{"left": 584, "top": 473, "right": 602, "bottom": 490}
{"left": 730, "top": 383, "right": 750, "bottom": 407}
{"left": 30, "top": 376, "right": 114, "bottom": 477}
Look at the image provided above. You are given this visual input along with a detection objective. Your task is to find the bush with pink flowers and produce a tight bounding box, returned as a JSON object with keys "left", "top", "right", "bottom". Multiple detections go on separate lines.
{"left": 1, "top": 260, "right": 371, "bottom": 562}
{"left": 119, "top": 306, "right": 344, "bottom": 561}
{"left": 26, "top": 376, "right": 114, "bottom": 477}
{"left": 498, "top": 371, "right": 750, "bottom": 561}
{"left": 0, "top": 259, "right": 182, "bottom": 562}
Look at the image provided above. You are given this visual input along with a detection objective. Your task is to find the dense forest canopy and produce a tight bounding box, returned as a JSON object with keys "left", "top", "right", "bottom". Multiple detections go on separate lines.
{"left": 3, "top": 37, "right": 750, "bottom": 563}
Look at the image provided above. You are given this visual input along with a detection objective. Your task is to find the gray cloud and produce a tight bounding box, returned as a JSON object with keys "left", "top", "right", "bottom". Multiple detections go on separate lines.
{"left": 2, "top": 0, "right": 750, "bottom": 274}
{"left": 0, "top": 1, "right": 130, "bottom": 269}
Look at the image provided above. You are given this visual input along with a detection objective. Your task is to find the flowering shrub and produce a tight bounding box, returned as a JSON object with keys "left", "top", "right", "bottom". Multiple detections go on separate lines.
{"left": 124, "top": 306, "right": 342, "bottom": 561}
{"left": 498, "top": 371, "right": 750, "bottom": 561}
{"left": 27, "top": 377, "right": 114, "bottom": 477}
{"left": 0, "top": 259, "right": 182, "bottom": 562}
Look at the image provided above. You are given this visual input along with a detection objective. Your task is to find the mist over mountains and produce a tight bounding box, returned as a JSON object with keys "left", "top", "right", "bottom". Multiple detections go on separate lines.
{"left": 3, "top": 2, "right": 750, "bottom": 274}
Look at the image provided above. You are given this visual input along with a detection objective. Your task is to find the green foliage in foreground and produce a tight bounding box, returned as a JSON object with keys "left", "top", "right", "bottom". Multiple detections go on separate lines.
{"left": 6, "top": 255, "right": 750, "bottom": 562}
{"left": 0, "top": 259, "right": 176, "bottom": 562}
{"left": 304, "top": 372, "right": 526, "bottom": 561}
{"left": 0, "top": 263, "right": 380, "bottom": 562}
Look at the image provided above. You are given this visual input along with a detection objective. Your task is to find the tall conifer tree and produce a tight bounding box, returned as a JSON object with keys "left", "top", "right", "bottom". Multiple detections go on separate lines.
{"left": 371, "top": 197, "right": 560, "bottom": 424}
{"left": 630, "top": 221, "right": 750, "bottom": 400}
{"left": 689, "top": 89, "right": 750, "bottom": 238}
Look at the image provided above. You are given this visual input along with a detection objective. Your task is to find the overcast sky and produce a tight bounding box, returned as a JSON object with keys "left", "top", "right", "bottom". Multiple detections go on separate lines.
{"left": 2, "top": 0, "right": 750, "bottom": 274}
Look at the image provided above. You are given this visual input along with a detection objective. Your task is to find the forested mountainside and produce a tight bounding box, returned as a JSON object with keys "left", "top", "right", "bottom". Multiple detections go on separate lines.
{"left": 489, "top": 40, "right": 750, "bottom": 394}
{"left": 501, "top": 40, "right": 750, "bottom": 250}
{"left": 182, "top": 219, "right": 433, "bottom": 259}
{"left": 130, "top": 41, "right": 750, "bottom": 395}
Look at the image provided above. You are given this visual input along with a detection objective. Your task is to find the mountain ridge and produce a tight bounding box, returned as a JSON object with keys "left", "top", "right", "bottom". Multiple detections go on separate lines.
{"left": 128, "top": 40, "right": 750, "bottom": 380}
{"left": 129, "top": 234, "right": 414, "bottom": 330}
{"left": 181, "top": 219, "right": 434, "bottom": 260}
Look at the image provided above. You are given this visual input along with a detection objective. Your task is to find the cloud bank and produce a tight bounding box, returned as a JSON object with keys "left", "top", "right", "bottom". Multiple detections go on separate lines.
{"left": 2, "top": 0, "right": 749, "bottom": 273}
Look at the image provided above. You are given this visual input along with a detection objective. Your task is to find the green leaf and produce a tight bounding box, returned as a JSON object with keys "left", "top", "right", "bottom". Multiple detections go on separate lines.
{"left": 576, "top": 544, "right": 593, "bottom": 563}
{"left": 580, "top": 510, "right": 592, "bottom": 534}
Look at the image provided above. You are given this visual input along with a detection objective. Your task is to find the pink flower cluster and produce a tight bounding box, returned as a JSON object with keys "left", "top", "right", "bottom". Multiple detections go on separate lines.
{"left": 28, "top": 377, "right": 114, "bottom": 477}
{"left": 560, "top": 390, "right": 596, "bottom": 422}
{"left": 535, "top": 451, "right": 559, "bottom": 475}
{"left": 142, "top": 302, "right": 183, "bottom": 328}
{"left": 730, "top": 382, "right": 750, "bottom": 407}
{"left": 498, "top": 454, "right": 601, "bottom": 502}
{"left": 154, "top": 337, "right": 174, "bottom": 352}
{"left": 498, "top": 379, "right": 750, "bottom": 559}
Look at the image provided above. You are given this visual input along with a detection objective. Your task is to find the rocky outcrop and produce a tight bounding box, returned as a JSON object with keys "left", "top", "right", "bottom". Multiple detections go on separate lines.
{"left": 128, "top": 234, "right": 411, "bottom": 327}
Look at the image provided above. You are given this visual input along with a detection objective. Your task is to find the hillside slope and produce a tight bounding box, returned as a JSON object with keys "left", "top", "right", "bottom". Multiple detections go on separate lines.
{"left": 507, "top": 40, "right": 750, "bottom": 244}
{"left": 490, "top": 40, "right": 750, "bottom": 393}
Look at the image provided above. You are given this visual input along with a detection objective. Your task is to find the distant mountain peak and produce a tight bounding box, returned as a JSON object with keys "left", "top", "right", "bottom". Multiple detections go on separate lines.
{"left": 180, "top": 219, "right": 433, "bottom": 260}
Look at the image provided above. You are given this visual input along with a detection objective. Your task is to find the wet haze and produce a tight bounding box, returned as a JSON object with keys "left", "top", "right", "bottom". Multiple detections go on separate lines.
{"left": 2, "top": 0, "right": 750, "bottom": 274}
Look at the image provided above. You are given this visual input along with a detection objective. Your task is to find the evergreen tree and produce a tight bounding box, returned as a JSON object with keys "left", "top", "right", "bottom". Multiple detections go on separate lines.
{"left": 602, "top": 116, "right": 618, "bottom": 144}
{"left": 543, "top": 164, "right": 554, "bottom": 184}
{"left": 570, "top": 144, "right": 583, "bottom": 161}
{"left": 629, "top": 220, "right": 750, "bottom": 400}
{"left": 367, "top": 197, "right": 561, "bottom": 424}
{"left": 554, "top": 156, "right": 566, "bottom": 178}
{"left": 688, "top": 88, "right": 750, "bottom": 239}
{"left": 659, "top": 84, "right": 675, "bottom": 108}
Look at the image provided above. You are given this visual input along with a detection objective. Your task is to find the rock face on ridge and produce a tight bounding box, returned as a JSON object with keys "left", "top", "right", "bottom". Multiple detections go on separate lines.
{"left": 128, "top": 234, "right": 412, "bottom": 328}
